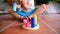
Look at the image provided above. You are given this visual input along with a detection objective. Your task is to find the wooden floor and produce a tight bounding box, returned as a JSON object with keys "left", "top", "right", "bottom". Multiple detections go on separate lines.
{"left": 0, "top": 14, "right": 60, "bottom": 34}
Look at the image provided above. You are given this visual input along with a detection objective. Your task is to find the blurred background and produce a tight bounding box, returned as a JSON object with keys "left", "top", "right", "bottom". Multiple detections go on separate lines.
{"left": 0, "top": 0, "right": 60, "bottom": 14}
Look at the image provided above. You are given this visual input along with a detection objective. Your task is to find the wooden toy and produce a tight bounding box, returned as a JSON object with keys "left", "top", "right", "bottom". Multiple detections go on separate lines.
{"left": 23, "top": 17, "right": 30, "bottom": 28}
{"left": 34, "top": 15, "right": 37, "bottom": 24}
{"left": 31, "top": 17, "right": 35, "bottom": 28}
{"left": 22, "top": 15, "right": 39, "bottom": 30}
{"left": 13, "top": 1, "right": 17, "bottom": 11}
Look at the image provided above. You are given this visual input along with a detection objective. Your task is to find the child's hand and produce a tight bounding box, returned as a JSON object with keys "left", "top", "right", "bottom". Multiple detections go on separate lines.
{"left": 20, "top": 0, "right": 26, "bottom": 3}
{"left": 17, "top": 5, "right": 21, "bottom": 9}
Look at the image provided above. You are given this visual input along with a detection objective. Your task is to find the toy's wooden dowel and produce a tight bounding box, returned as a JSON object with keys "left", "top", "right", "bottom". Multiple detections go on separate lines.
{"left": 34, "top": 15, "right": 37, "bottom": 24}
{"left": 13, "top": 2, "right": 17, "bottom": 11}
{"left": 31, "top": 17, "right": 35, "bottom": 28}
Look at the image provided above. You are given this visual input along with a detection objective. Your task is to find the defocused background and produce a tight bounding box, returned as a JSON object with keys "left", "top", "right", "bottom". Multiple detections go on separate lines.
{"left": 0, "top": 0, "right": 60, "bottom": 14}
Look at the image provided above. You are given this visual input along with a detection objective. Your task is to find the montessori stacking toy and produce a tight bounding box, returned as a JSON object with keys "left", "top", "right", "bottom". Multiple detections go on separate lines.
{"left": 22, "top": 15, "right": 39, "bottom": 30}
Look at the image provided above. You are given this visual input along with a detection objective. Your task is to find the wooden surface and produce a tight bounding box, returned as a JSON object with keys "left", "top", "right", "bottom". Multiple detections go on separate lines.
{"left": 0, "top": 14, "right": 60, "bottom": 34}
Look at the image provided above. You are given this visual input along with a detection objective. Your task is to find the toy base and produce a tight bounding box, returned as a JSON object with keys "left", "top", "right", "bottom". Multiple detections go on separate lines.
{"left": 22, "top": 24, "right": 39, "bottom": 30}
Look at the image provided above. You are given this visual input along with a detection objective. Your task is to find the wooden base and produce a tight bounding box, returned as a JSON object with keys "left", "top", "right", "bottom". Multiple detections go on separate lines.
{"left": 22, "top": 24, "right": 39, "bottom": 30}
